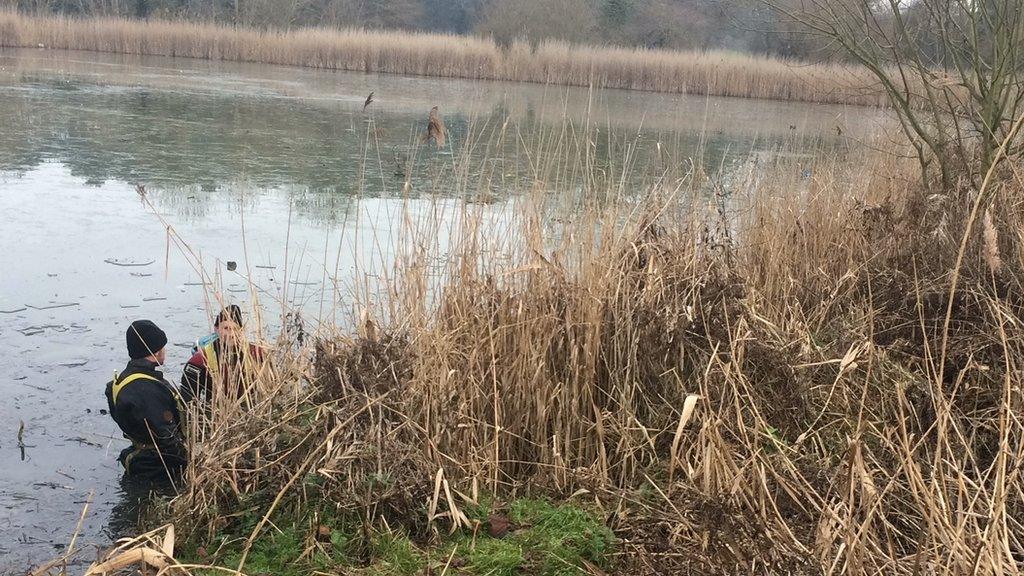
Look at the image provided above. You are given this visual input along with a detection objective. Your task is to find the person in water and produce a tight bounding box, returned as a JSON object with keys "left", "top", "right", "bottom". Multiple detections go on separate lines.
{"left": 105, "top": 320, "right": 187, "bottom": 481}
{"left": 180, "top": 305, "right": 264, "bottom": 404}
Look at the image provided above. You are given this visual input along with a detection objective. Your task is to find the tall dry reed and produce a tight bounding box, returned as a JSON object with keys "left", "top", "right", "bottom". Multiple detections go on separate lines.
{"left": 0, "top": 10, "right": 890, "bottom": 106}
{"left": 123, "top": 113, "right": 1024, "bottom": 576}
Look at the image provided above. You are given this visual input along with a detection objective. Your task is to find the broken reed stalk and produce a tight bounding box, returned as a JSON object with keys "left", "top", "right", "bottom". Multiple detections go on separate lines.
{"left": 66, "top": 490, "right": 93, "bottom": 558}
{"left": 27, "top": 492, "right": 93, "bottom": 576}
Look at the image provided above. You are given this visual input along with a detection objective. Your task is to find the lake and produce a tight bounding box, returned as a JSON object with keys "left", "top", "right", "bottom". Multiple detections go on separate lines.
{"left": 0, "top": 47, "right": 889, "bottom": 571}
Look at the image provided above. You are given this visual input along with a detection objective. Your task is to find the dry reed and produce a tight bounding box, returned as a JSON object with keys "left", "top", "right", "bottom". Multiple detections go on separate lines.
{"left": 41, "top": 111, "right": 1022, "bottom": 575}
{"left": 0, "top": 10, "right": 890, "bottom": 106}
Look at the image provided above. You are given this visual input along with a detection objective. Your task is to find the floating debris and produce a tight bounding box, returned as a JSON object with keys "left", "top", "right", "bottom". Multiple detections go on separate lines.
{"left": 254, "top": 264, "right": 276, "bottom": 270}
{"left": 32, "top": 482, "right": 74, "bottom": 490}
{"left": 130, "top": 272, "right": 153, "bottom": 277}
{"left": 142, "top": 297, "right": 167, "bottom": 302}
{"left": 226, "top": 261, "right": 237, "bottom": 271}
{"left": 0, "top": 307, "right": 27, "bottom": 314}
{"left": 59, "top": 359, "right": 88, "bottom": 368}
{"left": 26, "top": 302, "right": 79, "bottom": 310}
{"left": 104, "top": 258, "right": 155, "bottom": 267}
{"left": 290, "top": 280, "right": 318, "bottom": 286}
{"left": 119, "top": 304, "right": 141, "bottom": 309}
{"left": 65, "top": 437, "right": 102, "bottom": 448}
{"left": 18, "top": 420, "right": 26, "bottom": 460}
{"left": 18, "top": 324, "right": 67, "bottom": 336}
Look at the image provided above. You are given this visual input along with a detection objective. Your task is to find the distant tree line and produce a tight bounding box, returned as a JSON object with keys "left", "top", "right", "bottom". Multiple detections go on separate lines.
{"left": 475, "top": 0, "right": 827, "bottom": 57}
{"left": 9, "top": 0, "right": 837, "bottom": 59}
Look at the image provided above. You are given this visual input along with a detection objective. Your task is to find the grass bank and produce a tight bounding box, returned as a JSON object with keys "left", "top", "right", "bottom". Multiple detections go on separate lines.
{"left": 38, "top": 118, "right": 1024, "bottom": 574}
{"left": 0, "top": 10, "right": 889, "bottom": 106}
{"left": 163, "top": 497, "right": 615, "bottom": 575}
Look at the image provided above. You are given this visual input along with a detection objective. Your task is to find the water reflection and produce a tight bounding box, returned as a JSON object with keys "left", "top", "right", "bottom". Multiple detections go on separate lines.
{"left": 0, "top": 48, "right": 888, "bottom": 224}
{"left": 105, "top": 476, "right": 178, "bottom": 543}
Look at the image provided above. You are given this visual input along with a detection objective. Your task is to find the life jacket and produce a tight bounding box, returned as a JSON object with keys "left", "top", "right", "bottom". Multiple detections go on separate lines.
{"left": 195, "top": 333, "right": 221, "bottom": 378}
{"left": 110, "top": 371, "right": 160, "bottom": 406}
{"left": 191, "top": 333, "right": 261, "bottom": 399}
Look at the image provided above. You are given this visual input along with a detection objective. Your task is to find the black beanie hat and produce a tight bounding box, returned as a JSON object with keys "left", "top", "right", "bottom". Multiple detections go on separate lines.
{"left": 214, "top": 304, "right": 243, "bottom": 327}
{"left": 126, "top": 319, "right": 168, "bottom": 360}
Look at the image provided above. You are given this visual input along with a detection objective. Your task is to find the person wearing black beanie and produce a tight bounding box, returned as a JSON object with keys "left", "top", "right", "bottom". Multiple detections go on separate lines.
{"left": 105, "top": 320, "right": 186, "bottom": 481}
{"left": 126, "top": 319, "right": 168, "bottom": 361}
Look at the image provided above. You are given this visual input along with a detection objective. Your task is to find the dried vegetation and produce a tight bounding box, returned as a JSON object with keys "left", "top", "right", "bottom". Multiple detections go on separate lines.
{"left": 41, "top": 120, "right": 1024, "bottom": 575}
{"left": 0, "top": 10, "right": 891, "bottom": 106}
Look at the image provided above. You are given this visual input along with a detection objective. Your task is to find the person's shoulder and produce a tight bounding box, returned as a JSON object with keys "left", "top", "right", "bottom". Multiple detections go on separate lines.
{"left": 115, "top": 372, "right": 165, "bottom": 403}
{"left": 106, "top": 364, "right": 134, "bottom": 396}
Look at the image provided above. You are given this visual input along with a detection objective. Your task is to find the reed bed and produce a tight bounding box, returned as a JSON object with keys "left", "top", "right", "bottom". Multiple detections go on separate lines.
{"left": 61, "top": 112, "right": 1020, "bottom": 576}
{"left": 0, "top": 10, "right": 890, "bottom": 106}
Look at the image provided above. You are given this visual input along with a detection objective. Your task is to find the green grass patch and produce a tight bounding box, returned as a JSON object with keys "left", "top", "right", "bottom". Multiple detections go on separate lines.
{"left": 459, "top": 536, "right": 524, "bottom": 576}
{"left": 443, "top": 498, "right": 615, "bottom": 575}
{"left": 368, "top": 530, "right": 424, "bottom": 575}
{"left": 215, "top": 526, "right": 307, "bottom": 576}
{"left": 177, "top": 498, "right": 614, "bottom": 576}
{"left": 509, "top": 499, "right": 615, "bottom": 575}
{"left": 180, "top": 505, "right": 364, "bottom": 576}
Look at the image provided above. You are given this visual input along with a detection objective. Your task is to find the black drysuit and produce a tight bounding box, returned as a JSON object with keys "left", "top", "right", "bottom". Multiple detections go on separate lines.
{"left": 104, "top": 358, "right": 187, "bottom": 481}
